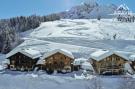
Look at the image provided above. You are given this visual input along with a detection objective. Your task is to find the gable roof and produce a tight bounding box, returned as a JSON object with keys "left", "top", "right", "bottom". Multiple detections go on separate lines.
{"left": 6, "top": 48, "right": 42, "bottom": 59}
{"left": 90, "top": 50, "right": 130, "bottom": 61}
{"left": 42, "top": 49, "right": 74, "bottom": 60}
{"left": 117, "top": 4, "right": 129, "bottom": 11}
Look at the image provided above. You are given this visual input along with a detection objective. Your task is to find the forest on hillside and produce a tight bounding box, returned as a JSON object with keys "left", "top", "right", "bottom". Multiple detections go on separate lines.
{"left": 0, "top": 14, "right": 60, "bottom": 53}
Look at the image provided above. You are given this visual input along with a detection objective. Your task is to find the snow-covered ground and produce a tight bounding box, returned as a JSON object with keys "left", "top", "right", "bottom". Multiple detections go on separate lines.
{"left": 12, "top": 19, "right": 135, "bottom": 60}
{"left": 30, "top": 19, "right": 135, "bottom": 40}
{"left": 0, "top": 54, "right": 5, "bottom": 64}
{"left": 0, "top": 71, "right": 134, "bottom": 89}
{"left": 1, "top": 19, "right": 135, "bottom": 89}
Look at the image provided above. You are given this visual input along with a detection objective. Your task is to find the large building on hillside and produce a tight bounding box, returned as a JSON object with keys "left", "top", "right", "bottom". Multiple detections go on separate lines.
{"left": 114, "top": 4, "right": 135, "bottom": 22}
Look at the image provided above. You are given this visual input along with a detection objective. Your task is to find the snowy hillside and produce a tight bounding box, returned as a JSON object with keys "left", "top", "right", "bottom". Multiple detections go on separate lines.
{"left": 30, "top": 19, "right": 135, "bottom": 40}
{"left": 8, "top": 19, "right": 134, "bottom": 58}
{"left": 1, "top": 18, "right": 135, "bottom": 89}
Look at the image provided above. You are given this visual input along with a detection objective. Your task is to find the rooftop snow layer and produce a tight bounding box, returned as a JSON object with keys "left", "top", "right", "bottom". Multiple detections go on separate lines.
{"left": 6, "top": 48, "right": 42, "bottom": 59}
{"left": 90, "top": 49, "right": 132, "bottom": 61}
{"left": 42, "top": 49, "right": 74, "bottom": 59}
{"left": 74, "top": 58, "right": 88, "bottom": 65}
{"left": 117, "top": 4, "right": 129, "bottom": 11}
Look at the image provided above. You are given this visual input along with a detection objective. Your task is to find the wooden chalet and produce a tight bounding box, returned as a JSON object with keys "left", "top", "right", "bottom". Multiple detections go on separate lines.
{"left": 41, "top": 49, "right": 74, "bottom": 73}
{"left": 6, "top": 48, "right": 41, "bottom": 71}
{"left": 89, "top": 50, "right": 132, "bottom": 75}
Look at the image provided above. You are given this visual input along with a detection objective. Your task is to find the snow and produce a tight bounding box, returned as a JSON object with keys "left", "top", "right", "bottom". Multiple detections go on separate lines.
{"left": 15, "top": 38, "right": 97, "bottom": 60}
{"left": 2, "top": 59, "right": 10, "bottom": 64}
{"left": 1, "top": 18, "right": 135, "bottom": 89}
{"left": 36, "top": 59, "right": 44, "bottom": 65}
{"left": 74, "top": 58, "right": 88, "bottom": 65}
{"left": 74, "top": 73, "right": 95, "bottom": 80}
{"left": 0, "top": 65, "right": 4, "bottom": 71}
{"left": 6, "top": 48, "right": 42, "bottom": 59}
{"left": 117, "top": 4, "right": 129, "bottom": 11}
{"left": 31, "top": 73, "right": 38, "bottom": 78}
{"left": 0, "top": 72, "right": 133, "bottom": 89}
{"left": 0, "top": 54, "right": 5, "bottom": 63}
{"left": 42, "top": 49, "right": 74, "bottom": 60}
{"left": 81, "top": 62, "right": 94, "bottom": 71}
{"left": 90, "top": 49, "right": 110, "bottom": 60}
{"left": 112, "top": 4, "right": 135, "bottom": 16}
{"left": 59, "top": 1, "right": 116, "bottom": 19}
{"left": 30, "top": 19, "right": 135, "bottom": 40}
{"left": 129, "top": 55, "right": 135, "bottom": 61}
{"left": 90, "top": 49, "right": 132, "bottom": 61}
{"left": 124, "top": 63, "right": 134, "bottom": 74}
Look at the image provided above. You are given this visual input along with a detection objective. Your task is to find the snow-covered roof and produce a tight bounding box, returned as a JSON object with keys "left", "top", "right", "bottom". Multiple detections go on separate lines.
{"left": 74, "top": 58, "right": 88, "bottom": 62}
{"left": 42, "top": 49, "right": 74, "bottom": 60}
{"left": 6, "top": 48, "right": 42, "bottom": 59}
{"left": 112, "top": 4, "right": 133, "bottom": 16}
{"left": 117, "top": 4, "right": 129, "bottom": 11}
{"left": 74, "top": 58, "right": 88, "bottom": 65}
{"left": 90, "top": 50, "right": 112, "bottom": 61}
{"left": 129, "top": 55, "right": 135, "bottom": 61}
{"left": 90, "top": 50, "right": 130, "bottom": 61}
{"left": 36, "top": 59, "right": 45, "bottom": 65}
{"left": 81, "top": 62, "right": 94, "bottom": 71}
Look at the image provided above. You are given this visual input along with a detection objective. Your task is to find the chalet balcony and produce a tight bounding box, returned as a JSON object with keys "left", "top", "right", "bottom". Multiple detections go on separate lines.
{"left": 99, "top": 66, "right": 125, "bottom": 75}
{"left": 100, "top": 66, "right": 124, "bottom": 70}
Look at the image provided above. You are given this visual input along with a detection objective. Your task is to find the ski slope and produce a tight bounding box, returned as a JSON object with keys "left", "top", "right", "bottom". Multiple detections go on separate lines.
{"left": 30, "top": 19, "right": 135, "bottom": 40}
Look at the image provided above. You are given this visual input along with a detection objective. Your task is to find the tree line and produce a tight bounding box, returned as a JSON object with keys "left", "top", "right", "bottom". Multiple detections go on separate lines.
{"left": 0, "top": 14, "right": 60, "bottom": 53}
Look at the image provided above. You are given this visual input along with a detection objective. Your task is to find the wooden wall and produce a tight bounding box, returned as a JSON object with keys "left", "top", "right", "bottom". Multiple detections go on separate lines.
{"left": 91, "top": 54, "right": 128, "bottom": 75}
{"left": 8, "top": 52, "right": 39, "bottom": 71}
{"left": 43, "top": 52, "right": 74, "bottom": 72}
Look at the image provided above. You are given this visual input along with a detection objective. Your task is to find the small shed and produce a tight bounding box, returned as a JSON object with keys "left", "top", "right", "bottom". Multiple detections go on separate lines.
{"left": 89, "top": 50, "right": 130, "bottom": 75}
{"left": 6, "top": 48, "right": 41, "bottom": 71}
{"left": 81, "top": 62, "right": 94, "bottom": 73}
{"left": 41, "top": 49, "right": 74, "bottom": 73}
{"left": 73, "top": 58, "right": 88, "bottom": 71}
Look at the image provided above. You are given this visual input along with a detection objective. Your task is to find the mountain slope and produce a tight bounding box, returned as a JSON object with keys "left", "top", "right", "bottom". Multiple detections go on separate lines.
{"left": 14, "top": 19, "right": 135, "bottom": 54}
{"left": 59, "top": 2, "right": 117, "bottom": 19}
{"left": 30, "top": 19, "right": 135, "bottom": 40}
